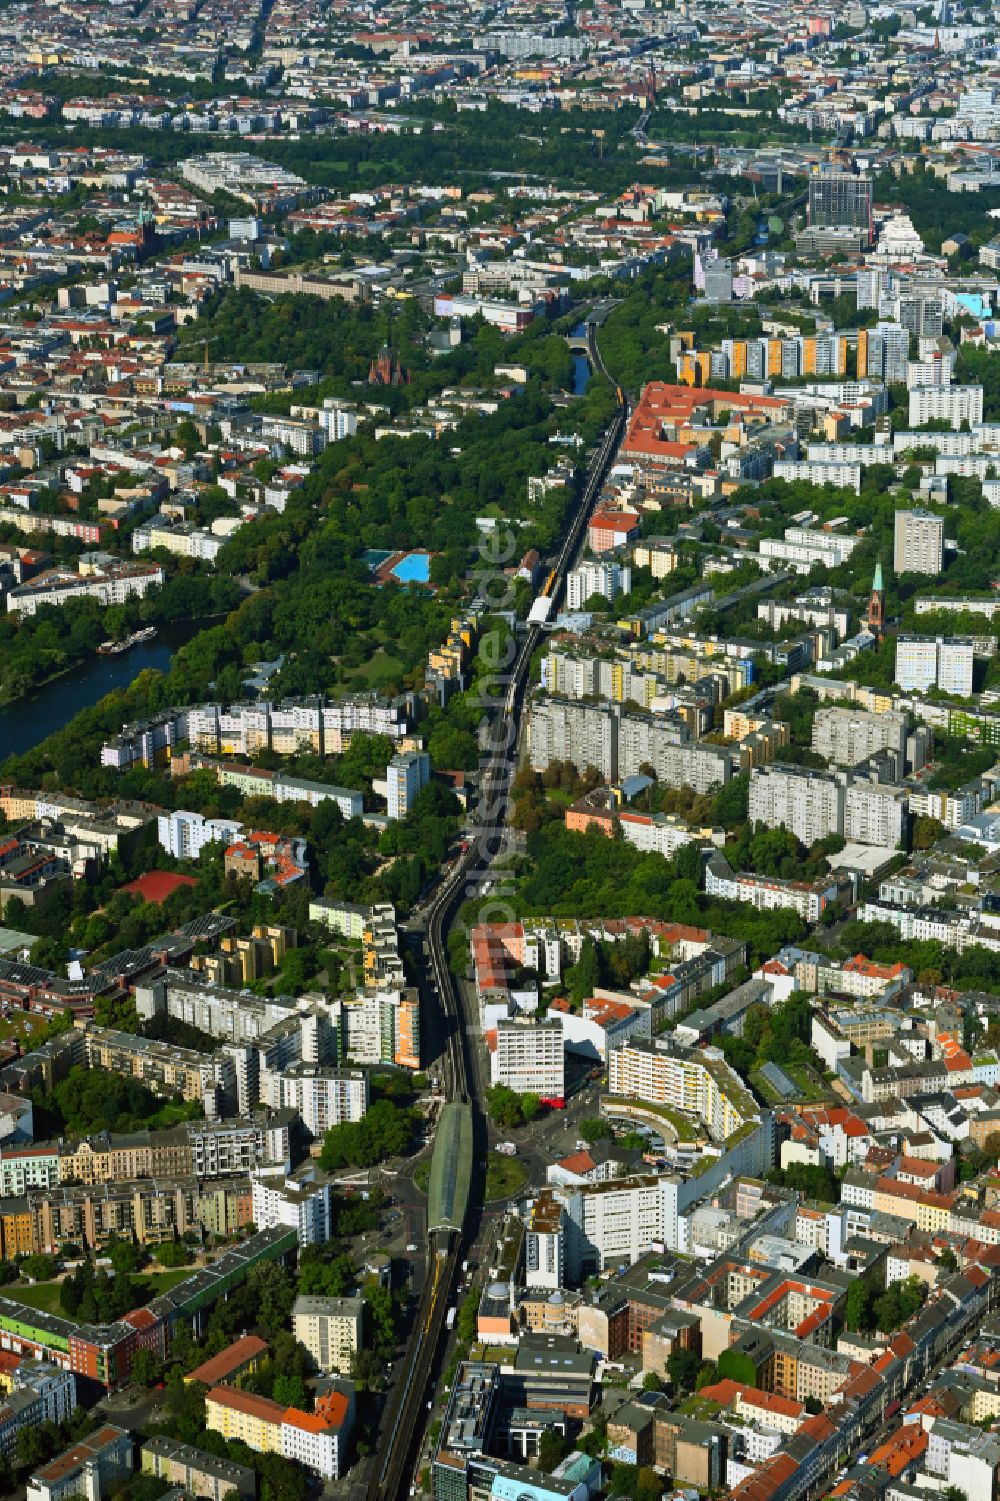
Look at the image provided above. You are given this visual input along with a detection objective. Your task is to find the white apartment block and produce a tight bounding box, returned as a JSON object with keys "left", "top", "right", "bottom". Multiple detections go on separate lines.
{"left": 914, "top": 596, "right": 1000, "bottom": 621}
{"left": 279, "top": 1416, "right": 344, "bottom": 1483}
{"left": 187, "top": 1119, "right": 289, "bottom": 1178}
{"left": 157, "top": 809, "right": 244, "bottom": 860}
{"left": 554, "top": 1175, "right": 670, "bottom": 1274}
{"left": 748, "top": 765, "right": 844, "bottom": 845}
{"left": 308, "top": 899, "right": 370, "bottom": 941}
{"left": 103, "top": 695, "right": 407, "bottom": 769}
{"left": 907, "top": 356, "right": 953, "bottom": 387}
{"left": 758, "top": 595, "right": 850, "bottom": 639}
{"left": 0, "top": 1147, "right": 61, "bottom": 1197}
{"left": 770, "top": 461, "right": 862, "bottom": 494}
{"left": 262, "top": 1066, "right": 368, "bottom": 1138}
{"left": 250, "top": 1171, "right": 334, "bottom": 1247}
{"left": 893, "top": 509, "right": 944, "bottom": 575}
{"left": 803, "top": 443, "right": 890, "bottom": 467}
{"left": 385, "top": 751, "right": 430, "bottom": 821}
{"left": 615, "top": 810, "right": 708, "bottom": 859}
{"left": 490, "top": 1018, "right": 565, "bottom": 1101}
{"left": 27, "top": 1426, "right": 133, "bottom": 1501}
{"left": 260, "top": 416, "right": 325, "bottom": 457}
{"left": 908, "top": 383, "right": 983, "bottom": 430}
{"left": 811, "top": 707, "right": 908, "bottom": 765}
{"left": 566, "top": 558, "right": 632, "bottom": 611}
{"left": 529, "top": 698, "right": 617, "bottom": 779}
{"left": 608, "top": 1041, "right": 753, "bottom": 1140}
{"left": 292, "top": 1295, "right": 363, "bottom": 1374}
{"left": 320, "top": 401, "right": 359, "bottom": 442}
{"left": 908, "top": 784, "right": 985, "bottom": 829}
{"left": 132, "top": 518, "right": 227, "bottom": 562}
{"left": 843, "top": 779, "right": 908, "bottom": 848}
{"left": 758, "top": 525, "right": 862, "bottom": 571}
{"left": 704, "top": 861, "right": 842, "bottom": 923}
{"left": 895, "top": 635, "right": 975, "bottom": 696}
{"left": 7, "top": 561, "right": 164, "bottom": 616}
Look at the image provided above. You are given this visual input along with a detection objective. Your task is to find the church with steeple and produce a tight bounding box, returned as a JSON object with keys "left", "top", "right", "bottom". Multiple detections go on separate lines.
{"left": 865, "top": 561, "right": 886, "bottom": 639}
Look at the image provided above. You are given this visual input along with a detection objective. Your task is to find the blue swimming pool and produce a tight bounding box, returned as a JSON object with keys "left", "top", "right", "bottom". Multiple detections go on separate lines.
{"left": 365, "top": 548, "right": 392, "bottom": 571}
{"left": 391, "top": 552, "right": 431, "bottom": 583}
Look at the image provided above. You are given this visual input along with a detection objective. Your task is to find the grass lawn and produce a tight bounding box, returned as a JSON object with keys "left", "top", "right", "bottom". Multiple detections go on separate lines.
{"left": 679, "top": 1394, "right": 722, "bottom": 1420}
{"left": 751, "top": 1063, "right": 831, "bottom": 1107}
{"left": 5, "top": 1280, "right": 63, "bottom": 1313}
{"left": 0, "top": 1011, "right": 45, "bottom": 1047}
{"left": 413, "top": 1160, "right": 431, "bottom": 1194}
{"left": 484, "top": 1153, "right": 528, "bottom": 1202}
{"left": 7, "top": 1265, "right": 196, "bottom": 1316}
{"left": 340, "top": 641, "right": 406, "bottom": 691}
{"left": 785, "top": 1063, "right": 830, "bottom": 1102}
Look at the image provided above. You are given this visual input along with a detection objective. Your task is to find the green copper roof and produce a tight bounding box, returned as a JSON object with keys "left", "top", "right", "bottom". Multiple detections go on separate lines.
{"left": 873, "top": 561, "right": 883, "bottom": 593}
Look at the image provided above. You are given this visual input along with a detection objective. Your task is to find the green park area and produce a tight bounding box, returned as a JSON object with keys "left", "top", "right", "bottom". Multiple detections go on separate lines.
{"left": 485, "top": 1154, "right": 528, "bottom": 1202}
{"left": 7, "top": 1266, "right": 195, "bottom": 1316}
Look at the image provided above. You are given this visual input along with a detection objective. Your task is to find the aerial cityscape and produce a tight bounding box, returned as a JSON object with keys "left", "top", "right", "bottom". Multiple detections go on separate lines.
{"left": 7, "top": 2, "right": 1000, "bottom": 1501}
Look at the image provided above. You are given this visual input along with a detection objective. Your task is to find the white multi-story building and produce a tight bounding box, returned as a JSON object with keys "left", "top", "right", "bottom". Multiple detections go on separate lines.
{"left": 27, "top": 1425, "right": 133, "bottom": 1501}
{"left": 895, "top": 635, "right": 975, "bottom": 696}
{"left": 103, "top": 695, "right": 408, "bottom": 769}
{"left": 262, "top": 1066, "right": 368, "bottom": 1138}
{"left": 524, "top": 1191, "right": 564, "bottom": 1291}
{"left": 614, "top": 810, "right": 710, "bottom": 859}
{"left": 758, "top": 525, "right": 862, "bottom": 570}
{"left": 908, "top": 783, "right": 986, "bottom": 829}
{"left": 0, "top": 1146, "right": 61, "bottom": 1197}
{"left": 704, "top": 855, "right": 846, "bottom": 922}
{"left": 914, "top": 595, "right": 1000, "bottom": 621}
{"left": 770, "top": 461, "right": 862, "bottom": 494}
{"left": 608, "top": 1040, "right": 754, "bottom": 1140}
{"left": 385, "top": 751, "right": 430, "bottom": 821}
{"left": 260, "top": 416, "right": 325, "bottom": 457}
{"left": 292, "top": 1296, "right": 364, "bottom": 1374}
{"left": 908, "top": 383, "right": 983, "bottom": 430}
{"left": 320, "top": 401, "right": 359, "bottom": 442}
{"left": 843, "top": 779, "right": 908, "bottom": 848}
{"left": 490, "top": 1018, "right": 565, "bottom": 1102}
{"left": 250, "top": 1169, "right": 335, "bottom": 1247}
{"left": 529, "top": 698, "right": 617, "bottom": 779}
{"left": 554, "top": 1175, "right": 671, "bottom": 1274}
{"left": 566, "top": 558, "right": 632, "bottom": 611}
{"left": 747, "top": 765, "right": 844, "bottom": 846}
{"left": 157, "top": 810, "right": 244, "bottom": 860}
{"left": 893, "top": 508, "right": 944, "bottom": 575}
{"left": 811, "top": 707, "right": 908, "bottom": 766}
{"left": 132, "top": 518, "right": 228, "bottom": 562}
{"left": 186, "top": 1119, "right": 290, "bottom": 1178}
{"left": 7, "top": 561, "right": 164, "bottom": 616}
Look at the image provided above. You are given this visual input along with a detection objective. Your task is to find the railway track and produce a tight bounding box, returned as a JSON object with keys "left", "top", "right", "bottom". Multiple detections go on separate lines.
{"left": 367, "top": 359, "right": 626, "bottom": 1501}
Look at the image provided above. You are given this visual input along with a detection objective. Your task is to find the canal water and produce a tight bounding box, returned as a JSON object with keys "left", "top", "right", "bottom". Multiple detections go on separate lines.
{"left": 0, "top": 618, "right": 203, "bottom": 760}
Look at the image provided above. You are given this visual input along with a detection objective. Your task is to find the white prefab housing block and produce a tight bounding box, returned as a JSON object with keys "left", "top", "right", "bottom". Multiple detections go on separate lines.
{"left": 893, "top": 508, "right": 944, "bottom": 575}
{"left": 157, "top": 810, "right": 244, "bottom": 859}
{"left": 747, "top": 766, "right": 844, "bottom": 846}
{"left": 566, "top": 559, "right": 632, "bottom": 611}
{"left": 908, "top": 384, "right": 983, "bottom": 430}
{"left": 490, "top": 1018, "right": 565, "bottom": 1101}
{"left": 895, "top": 635, "right": 975, "bottom": 696}
{"left": 262, "top": 1066, "right": 368, "bottom": 1138}
{"left": 251, "top": 1171, "right": 334, "bottom": 1247}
